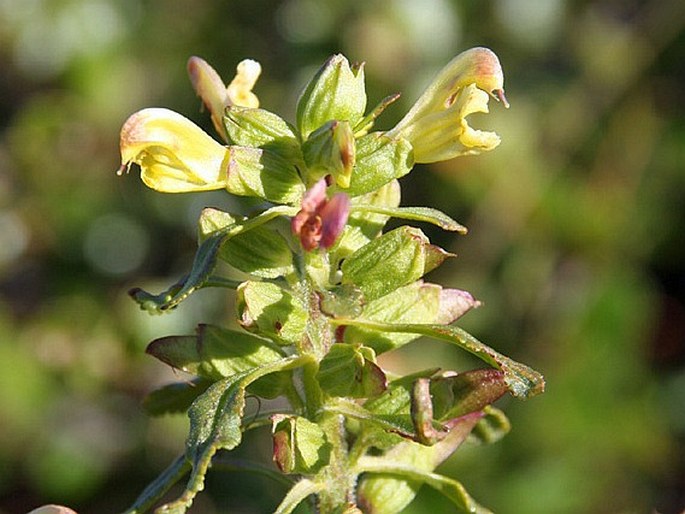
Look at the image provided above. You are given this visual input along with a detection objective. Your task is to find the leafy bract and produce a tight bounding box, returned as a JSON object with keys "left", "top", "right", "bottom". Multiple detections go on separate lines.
{"left": 341, "top": 227, "right": 451, "bottom": 302}
{"left": 337, "top": 320, "right": 545, "bottom": 399}
{"left": 129, "top": 205, "right": 297, "bottom": 312}
{"left": 199, "top": 207, "right": 294, "bottom": 279}
{"left": 154, "top": 356, "right": 308, "bottom": 513}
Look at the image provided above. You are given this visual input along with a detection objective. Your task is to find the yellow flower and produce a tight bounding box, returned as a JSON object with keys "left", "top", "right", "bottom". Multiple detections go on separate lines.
{"left": 187, "top": 56, "right": 261, "bottom": 140}
{"left": 387, "top": 47, "right": 508, "bottom": 163}
{"left": 118, "top": 107, "right": 230, "bottom": 193}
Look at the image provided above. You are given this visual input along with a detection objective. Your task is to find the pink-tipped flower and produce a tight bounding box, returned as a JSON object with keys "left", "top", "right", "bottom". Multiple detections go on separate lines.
{"left": 292, "top": 178, "right": 350, "bottom": 251}
{"left": 387, "top": 47, "right": 508, "bottom": 163}
{"left": 188, "top": 56, "right": 261, "bottom": 141}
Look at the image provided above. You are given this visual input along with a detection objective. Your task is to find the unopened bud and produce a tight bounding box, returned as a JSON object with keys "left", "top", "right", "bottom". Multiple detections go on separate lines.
{"left": 302, "top": 120, "right": 356, "bottom": 188}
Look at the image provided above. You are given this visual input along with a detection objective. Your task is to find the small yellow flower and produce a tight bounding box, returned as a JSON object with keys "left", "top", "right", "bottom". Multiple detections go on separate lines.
{"left": 118, "top": 107, "right": 230, "bottom": 193}
{"left": 187, "top": 56, "right": 261, "bottom": 140}
{"left": 387, "top": 47, "right": 509, "bottom": 163}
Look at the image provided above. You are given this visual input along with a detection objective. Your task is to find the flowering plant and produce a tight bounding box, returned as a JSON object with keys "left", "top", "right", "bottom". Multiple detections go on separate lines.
{"left": 117, "top": 48, "right": 544, "bottom": 514}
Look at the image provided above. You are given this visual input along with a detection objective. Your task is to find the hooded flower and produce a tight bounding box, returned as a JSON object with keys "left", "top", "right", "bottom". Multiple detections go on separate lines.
{"left": 118, "top": 107, "right": 230, "bottom": 192}
{"left": 387, "top": 47, "right": 509, "bottom": 163}
{"left": 187, "top": 56, "right": 261, "bottom": 141}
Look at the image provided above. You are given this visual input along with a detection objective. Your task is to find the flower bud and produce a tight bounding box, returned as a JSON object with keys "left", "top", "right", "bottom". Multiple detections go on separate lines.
{"left": 297, "top": 54, "right": 366, "bottom": 139}
{"left": 387, "top": 47, "right": 508, "bottom": 163}
{"left": 118, "top": 107, "right": 230, "bottom": 192}
{"left": 302, "top": 120, "right": 356, "bottom": 188}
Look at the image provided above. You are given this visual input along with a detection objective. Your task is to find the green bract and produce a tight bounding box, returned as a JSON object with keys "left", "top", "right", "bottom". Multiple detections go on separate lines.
{"left": 297, "top": 54, "right": 366, "bottom": 140}
{"left": 341, "top": 226, "right": 451, "bottom": 301}
{"left": 118, "top": 50, "right": 544, "bottom": 514}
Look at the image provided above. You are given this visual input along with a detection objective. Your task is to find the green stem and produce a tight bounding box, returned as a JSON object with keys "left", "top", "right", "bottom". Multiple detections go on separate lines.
{"left": 316, "top": 411, "right": 354, "bottom": 513}
{"left": 121, "top": 454, "right": 190, "bottom": 514}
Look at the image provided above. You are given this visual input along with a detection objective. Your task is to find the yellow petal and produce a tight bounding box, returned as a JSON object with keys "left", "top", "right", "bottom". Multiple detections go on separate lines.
{"left": 387, "top": 47, "right": 506, "bottom": 163}
{"left": 226, "top": 59, "right": 261, "bottom": 108}
{"left": 119, "top": 107, "right": 229, "bottom": 192}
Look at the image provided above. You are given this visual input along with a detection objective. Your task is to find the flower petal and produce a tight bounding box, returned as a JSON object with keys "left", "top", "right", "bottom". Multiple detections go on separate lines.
{"left": 226, "top": 59, "right": 261, "bottom": 108}
{"left": 320, "top": 193, "right": 350, "bottom": 248}
{"left": 119, "top": 107, "right": 229, "bottom": 192}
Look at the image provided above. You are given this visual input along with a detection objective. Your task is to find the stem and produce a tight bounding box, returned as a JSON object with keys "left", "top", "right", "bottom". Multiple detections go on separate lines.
{"left": 316, "top": 411, "right": 354, "bottom": 513}
{"left": 121, "top": 454, "right": 190, "bottom": 514}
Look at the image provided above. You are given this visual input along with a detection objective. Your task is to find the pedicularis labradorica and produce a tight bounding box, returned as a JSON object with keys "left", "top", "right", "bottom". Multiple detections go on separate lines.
{"left": 117, "top": 48, "right": 544, "bottom": 514}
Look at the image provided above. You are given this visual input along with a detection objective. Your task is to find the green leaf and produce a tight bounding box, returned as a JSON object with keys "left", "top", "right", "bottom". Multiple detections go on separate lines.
{"left": 350, "top": 205, "right": 467, "bottom": 234}
{"left": 357, "top": 459, "right": 492, "bottom": 514}
{"left": 341, "top": 227, "right": 451, "bottom": 302}
{"left": 297, "top": 54, "right": 366, "bottom": 139}
{"left": 325, "top": 398, "right": 414, "bottom": 443}
{"left": 343, "top": 133, "right": 413, "bottom": 197}
{"left": 353, "top": 93, "right": 401, "bottom": 136}
{"left": 342, "top": 281, "right": 445, "bottom": 353}
{"left": 237, "top": 281, "right": 309, "bottom": 346}
{"left": 143, "top": 379, "right": 213, "bottom": 416}
{"left": 226, "top": 146, "right": 305, "bottom": 204}
{"left": 156, "top": 356, "right": 307, "bottom": 513}
{"left": 316, "top": 344, "right": 387, "bottom": 399}
{"left": 271, "top": 415, "right": 331, "bottom": 474}
{"left": 223, "top": 106, "right": 304, "bottom": 165}
{"left": 335, "top": 320, "right": 546, "bottom": 399}
{"left": 146, "top": 324, "right": 285, "bottom": 380}
{"left": 129, "top": 205, "right": 297, "bottom": 312}
{"left": 324, "top": 370, "right": 440, "bottom": 446}
{"left": 129, "top": 232, "right": 224, "bottom": 313}
{"left": 199, "top": 207, "right": 295, "bottom": 279}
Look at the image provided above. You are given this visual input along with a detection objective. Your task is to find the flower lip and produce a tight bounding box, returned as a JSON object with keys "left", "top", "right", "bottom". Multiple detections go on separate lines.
{"left": 118, "top": 107, "right": 230, "bottom": 193}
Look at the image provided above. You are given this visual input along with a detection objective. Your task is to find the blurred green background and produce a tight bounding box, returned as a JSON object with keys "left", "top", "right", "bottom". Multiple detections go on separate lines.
{"left": 1, "top": 0, "right": 684, "bottom": 513}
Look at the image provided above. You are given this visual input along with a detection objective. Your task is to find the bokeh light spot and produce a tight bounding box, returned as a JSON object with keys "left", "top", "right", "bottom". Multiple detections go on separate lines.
{"left": 83, "top": 213, "right": 149, "bottom": 276}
